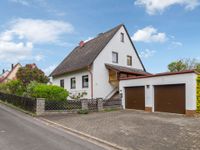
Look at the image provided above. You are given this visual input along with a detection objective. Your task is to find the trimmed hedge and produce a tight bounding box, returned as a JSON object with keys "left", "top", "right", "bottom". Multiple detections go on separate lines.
{"left": 197, "top": 75, "right": 200, "bottom": 112}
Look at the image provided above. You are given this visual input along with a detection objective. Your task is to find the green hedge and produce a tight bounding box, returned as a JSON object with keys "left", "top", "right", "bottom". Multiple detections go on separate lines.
{"left": 197, "top": 75, "right": 200, "bottom": 112}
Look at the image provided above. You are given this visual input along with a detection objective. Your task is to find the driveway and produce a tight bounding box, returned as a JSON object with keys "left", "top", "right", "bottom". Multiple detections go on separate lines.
{"left": 0, "top": 104, "right": 106, "bottom": 150}
{"left": 43, "top": 110, "right": 200, "bottom": 150}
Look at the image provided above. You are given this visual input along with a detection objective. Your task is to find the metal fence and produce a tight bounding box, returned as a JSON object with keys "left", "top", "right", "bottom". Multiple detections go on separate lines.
{"left": 45, "top": 100, "right": 81, "bottom": 111}
{"left": 103, "top": 98, "right": 121, "bottom": 108}
{"left": 0, "top": 92, "right": 36, "bottom": 113}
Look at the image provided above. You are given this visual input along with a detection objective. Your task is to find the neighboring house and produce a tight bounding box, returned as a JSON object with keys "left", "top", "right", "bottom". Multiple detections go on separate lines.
{"left": 51, "top": 24, "right": 149, "bottom": 99}
{"left": 0, "top": 63, "right": 22, "bottom": 83}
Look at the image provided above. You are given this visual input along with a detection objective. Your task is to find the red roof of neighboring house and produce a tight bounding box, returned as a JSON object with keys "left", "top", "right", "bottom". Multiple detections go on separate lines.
{"left": 120, "top": 70, "right": 199, "bottom": 80}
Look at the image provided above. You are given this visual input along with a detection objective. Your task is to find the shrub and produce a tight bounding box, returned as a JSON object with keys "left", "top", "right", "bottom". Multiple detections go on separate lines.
{"left": 6, "top": 80, "right": 24, "bottom": 96}
{"left": 197, "top": 75, "right": 200, "bottom": 112}
{"left": 77, "top": 109, "right": 89, "bottom": 114}
{"left": 27, "top": 83, "right": 68, "bottom": 101}
{"left": 0, "top": 83, "right": 9, "bottom": 93}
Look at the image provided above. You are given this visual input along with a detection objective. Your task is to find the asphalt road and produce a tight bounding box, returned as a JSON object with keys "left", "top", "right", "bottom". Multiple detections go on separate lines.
{"left": 0, "top": 104, "right": 105, "bottom": 150}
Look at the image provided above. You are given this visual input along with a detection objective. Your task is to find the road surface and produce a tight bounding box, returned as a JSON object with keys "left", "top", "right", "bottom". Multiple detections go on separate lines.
{"left": 0, "top": 104, "right": 106, "bottom": 150}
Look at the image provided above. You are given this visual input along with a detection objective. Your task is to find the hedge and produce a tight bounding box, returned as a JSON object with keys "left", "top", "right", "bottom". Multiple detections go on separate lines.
{"left": 197, "top": 75, "right": 200, "bottom": 112}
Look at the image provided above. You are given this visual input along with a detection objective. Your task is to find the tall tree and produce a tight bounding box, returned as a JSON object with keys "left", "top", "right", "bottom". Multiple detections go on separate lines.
{"left": 16, "top": 64, "right": 49, "bottom": 86}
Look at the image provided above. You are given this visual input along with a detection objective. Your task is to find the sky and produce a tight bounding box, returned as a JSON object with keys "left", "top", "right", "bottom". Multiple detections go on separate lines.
{"left": 0, "top": 0, "right": 200, "bottom": 74}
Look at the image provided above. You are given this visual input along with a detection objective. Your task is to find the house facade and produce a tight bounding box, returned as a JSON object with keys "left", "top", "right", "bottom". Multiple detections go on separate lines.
{"left": 51, "top": 24, "right": 148, "bottom": 99}
{"left": 0, "top": 63, "right": 22, "bottom": 83}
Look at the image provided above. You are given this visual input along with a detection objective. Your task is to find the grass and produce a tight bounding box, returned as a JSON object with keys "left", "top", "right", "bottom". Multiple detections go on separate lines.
{"left": 0, "top": 100, "right": 36, "bottom": 117}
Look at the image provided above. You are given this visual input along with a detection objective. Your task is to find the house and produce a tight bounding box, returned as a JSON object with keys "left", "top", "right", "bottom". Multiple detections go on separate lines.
{"left": 0, "top": 63, "right": 22, "bottom": 83}
{"left": 50, "top": 24, "right": 149, "bottom": 99}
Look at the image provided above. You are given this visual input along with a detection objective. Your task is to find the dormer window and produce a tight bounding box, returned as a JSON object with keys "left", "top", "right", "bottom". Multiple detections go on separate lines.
{"left": 120, "top": 32, "right": 124, "bottom": 42}
{"left": 112, "top": 52, "right": 118, "bottom": 63}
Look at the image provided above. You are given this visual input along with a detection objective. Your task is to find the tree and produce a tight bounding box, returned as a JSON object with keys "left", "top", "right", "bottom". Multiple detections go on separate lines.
{"left": 168, "top": 60, "right": 187, "bottom": 72}
{"left": 168, "top": 59, "right": 200, "bottom": 72}
{"left": 16, "top": 64, "right": 49, "bottom": 86}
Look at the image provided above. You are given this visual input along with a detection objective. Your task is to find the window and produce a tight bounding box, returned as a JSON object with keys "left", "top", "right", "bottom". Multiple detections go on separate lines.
{"left": 112, "top": 52, "right": 118, "bottom": 63}
{"left": 60, "top": 79, "right": 64, "bottom": 88}
{"left": 70, "top": 77, "right": 76, "bottom": 89}
{"left": 82, "top": 75, "right": 89, "bottom": 88}
{"left": 127, "top": 55, "right": 132, "bottom": 66}
{"left": 120, "top": 32, "right": 124, "bottom": 42}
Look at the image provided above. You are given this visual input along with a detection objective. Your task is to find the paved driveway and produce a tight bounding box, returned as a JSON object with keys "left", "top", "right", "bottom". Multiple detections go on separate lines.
{"left": 43, "top": 110, "right": 200, "bottom": 150}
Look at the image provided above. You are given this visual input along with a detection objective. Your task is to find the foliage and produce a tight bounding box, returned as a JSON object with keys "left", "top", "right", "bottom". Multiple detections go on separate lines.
{"left": 26, "top": 83, "right": 68, "bottom": 101}
{"left": 69, "top": 91, "right": 87, "bottom": 100}
{"left": 197, "top": 75, "right": 200, "bottom": 112}
{"left": 16, "top": 64, "right": 49, "bottom": 86}
{"left": 6, "top": 80, "right": 24, "bottom": 96}
{"left": 168, "top": 58, "right": 200, "bottom": 72}
{"left": 77, "top": 109, "right": 89, "bottom": 114}
{"left": 0, "top": 83, "right": 9, "bottom": 93}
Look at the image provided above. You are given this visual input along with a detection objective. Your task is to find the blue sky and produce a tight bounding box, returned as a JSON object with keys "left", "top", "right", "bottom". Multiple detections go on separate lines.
{"left": 0, "top": 0, "right": 200, "bottom": 74}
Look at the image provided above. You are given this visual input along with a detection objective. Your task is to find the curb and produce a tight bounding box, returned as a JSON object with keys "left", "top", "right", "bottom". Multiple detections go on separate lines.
{"left": 39, "top": 118, "right": 128, "bottom": 150}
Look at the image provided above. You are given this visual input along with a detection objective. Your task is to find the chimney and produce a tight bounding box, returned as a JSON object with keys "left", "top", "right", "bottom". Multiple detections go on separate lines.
{"left": 79, "top": 41, "right": 85, "bottom": 47}
{"left": 2, "top": 69, "right": 5, "bottom": 74}
{"left": 11, "top": 64, "right": 14, "bottom": 70}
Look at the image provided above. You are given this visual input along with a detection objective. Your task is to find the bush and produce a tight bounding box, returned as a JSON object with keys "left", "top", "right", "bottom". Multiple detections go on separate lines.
{"left": 5, "top": 80, "right": 24, "bottom": 96}
{"left": 197, "top": 75, "right": 200, "bottom": 112}
{"left": 0, "top": 83, "right": 9, "bottom": 93}
{"left": 27, "top": 82, "right": 68, "bottom": 101}
{"left": 77, "top": 109, "right": 89, "bottom": 114}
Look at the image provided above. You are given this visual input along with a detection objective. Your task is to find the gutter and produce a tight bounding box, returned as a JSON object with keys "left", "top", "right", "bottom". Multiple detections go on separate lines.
{"left": 88, "top": 65, "right": 93, "bottom": 99}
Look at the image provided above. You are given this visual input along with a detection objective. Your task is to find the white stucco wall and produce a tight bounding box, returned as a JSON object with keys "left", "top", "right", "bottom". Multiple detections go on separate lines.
{"left": 52, "top": 70, "right": 91, "bottom": 99}
{"left": 93, "top": 26, "right": 144, "bottom": 98}
{"left": 119, "top": 73, "right": 197, "bottom": 111}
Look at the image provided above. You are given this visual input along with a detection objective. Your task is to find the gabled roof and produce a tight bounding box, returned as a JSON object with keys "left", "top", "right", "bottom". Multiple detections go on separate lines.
{"left": 50, "top": 24, "right": 145, "bottom": 77}
{"left": 105, "top": 64, "right": 150, "bottom": 76}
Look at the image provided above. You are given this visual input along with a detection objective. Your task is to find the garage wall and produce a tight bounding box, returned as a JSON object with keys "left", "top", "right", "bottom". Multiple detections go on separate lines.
{"left": 119, "top": 73, "right": 197, "bottom": 111}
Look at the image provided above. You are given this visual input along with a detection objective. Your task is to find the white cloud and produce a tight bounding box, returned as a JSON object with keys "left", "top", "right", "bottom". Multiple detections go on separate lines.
{"left": 140, "top": 49, "right": 156, "bottom": 58}
{"left": 132, "top": 26, "right": 167, "bottom": 43}
{"left": 84, "top": 37, "right": 94, "bottom": 43}
{"left": 43, "top": 64, "right": 56, "bottom": 75}
{"left": 172, "top": 41, "right": 183, "bottom": 46}
{"left": 4, "top": 18, "right": 74, "bottom": 44}
{"left": 10, "top": 0, "right": 30, "bottom": 6}
{"left": 135, "top": 0, "right": 200, "bottom": 15}
{"left": 0, "top": 18, "right": 74, "bottom": 63}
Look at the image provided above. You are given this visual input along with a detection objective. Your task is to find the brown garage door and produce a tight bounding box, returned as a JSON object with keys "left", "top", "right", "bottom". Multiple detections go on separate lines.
{"left": 125, "top": 86, "right": 145, "bottom": 110}
{"left": 154, "top": 84, "right": 185, "bottom": 114}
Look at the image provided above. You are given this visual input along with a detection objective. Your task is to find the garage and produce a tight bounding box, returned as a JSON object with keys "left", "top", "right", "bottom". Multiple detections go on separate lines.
{"left": 120, "top": 70, "right": 198, "bottom": 115}
{"left": 125, "top": 86, "right": 145, "bottom": 110}
{"left": 154, "top": 84, "right": 186, "bottom": 114}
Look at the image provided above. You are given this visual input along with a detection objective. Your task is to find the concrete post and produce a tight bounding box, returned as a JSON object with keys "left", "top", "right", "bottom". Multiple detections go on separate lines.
{"left": 36, "top": 98, "right": 45, "bottom": 116}
{"left": 81, "top": 99, "right": 88, "bottom": 110}
{"left": 97, "top": 99, "right": 104, "bottom": 111}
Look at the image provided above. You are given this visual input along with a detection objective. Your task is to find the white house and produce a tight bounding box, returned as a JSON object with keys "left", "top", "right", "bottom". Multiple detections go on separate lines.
{"left": 50, "top": 24, "right": 148, "bottom": 99}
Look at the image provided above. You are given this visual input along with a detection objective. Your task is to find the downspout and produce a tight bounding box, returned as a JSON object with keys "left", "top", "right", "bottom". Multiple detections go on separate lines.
{"left": 88, "top": 65, "right": 93, "bottom": 99}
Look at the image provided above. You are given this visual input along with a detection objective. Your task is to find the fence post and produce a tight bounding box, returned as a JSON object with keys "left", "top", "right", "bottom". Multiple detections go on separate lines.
{"left": 36, "top": 98, "right": 45, "bottom": 116}
{"left": 97, "top": 99, "right": 103, "bottom": 111}
{"left": 81, "top": 99, "right": 88, "bottom": 110}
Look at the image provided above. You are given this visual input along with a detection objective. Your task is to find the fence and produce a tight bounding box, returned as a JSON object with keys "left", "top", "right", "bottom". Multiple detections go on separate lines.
{"left": 0, "top": 91, "right": 122, "bottom": 115}
{"left": 0, "top": 92, "right": 36, "bottom": 113}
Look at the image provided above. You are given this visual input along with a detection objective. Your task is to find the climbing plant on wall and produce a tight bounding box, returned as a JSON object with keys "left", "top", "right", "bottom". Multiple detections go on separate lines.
{"left": 197, "top": 75, "right": 200, "bottom": 112}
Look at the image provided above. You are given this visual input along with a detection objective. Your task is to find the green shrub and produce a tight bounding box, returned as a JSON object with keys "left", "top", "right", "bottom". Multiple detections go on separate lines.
{"left": 0, "top": 83, "right": 9, "bottom": 93}
{"left": 197, "top": 75, "right": 200, "bottom": 112}
{"left": 6, "top": 80, "right": 25, "bottom": 96}
{"left": 77, "top": 109, "right": 89, "bottom": 114}
{"left": 27, "top": 83, "right": 68, "bottom": 101}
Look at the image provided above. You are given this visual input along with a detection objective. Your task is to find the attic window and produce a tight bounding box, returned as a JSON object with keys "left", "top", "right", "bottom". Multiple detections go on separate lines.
{"left": 112, "top": 52, "right": 118, "bottom": 63}
{"left": 120, "top": 32, "right": 124, "bottom": 42}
